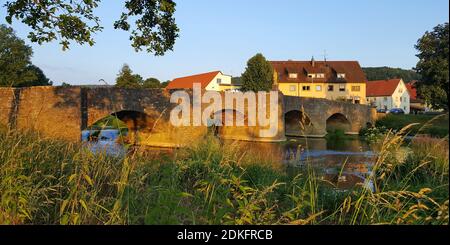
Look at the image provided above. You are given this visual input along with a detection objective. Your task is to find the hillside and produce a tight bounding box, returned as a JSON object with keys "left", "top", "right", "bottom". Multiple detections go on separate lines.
{"left": 362, "top": 67, "right": 421, "bottom": 83}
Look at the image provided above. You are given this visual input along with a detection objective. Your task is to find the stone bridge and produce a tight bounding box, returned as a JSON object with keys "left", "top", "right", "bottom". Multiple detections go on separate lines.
{"left": 0, "top": 86, "right": 376, "bottom": 147}
{"left": 283, "top": 96, "right": 377, "bottom": 137}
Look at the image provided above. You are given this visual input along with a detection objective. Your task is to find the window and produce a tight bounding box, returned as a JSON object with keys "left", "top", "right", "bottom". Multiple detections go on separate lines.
{"left": 328, "top": 85, "right": 334, "bottom": 91}
{"left": 307, "top": 74, "right": 315, "bottom": 78}
{"left": 289, "top": 85, "right": 296, "bottom": 92}
{"left": 316, "top": 85, "right": 322, "bottom": 91}
{"left": 316, "top": 73, "right": 325, "bottom": 78}
{"left": 351, "top": 86, "right": 360, "bottom": 92}
{"left": 337, "top": 73, "right": 346, "bottom": 79}
{"left": 289, "top": 73, "right": 298, "bottom": 79}
{"left": 302, "top": 86, "right": 310, "bottom": 91}
{"left": 400, "top": 97, "right": 402, "bottom": 102}
{"left": 339, "top": 84, "right": 345, "bottom": 92}
{"left": 217, "top": 78, "right": 222, "bottom": 84}
{"left": 399, "top": 88, "right": 403, "bottom": 93}
{"left": 384, "top": 97, "right": 388, "bottom": 101}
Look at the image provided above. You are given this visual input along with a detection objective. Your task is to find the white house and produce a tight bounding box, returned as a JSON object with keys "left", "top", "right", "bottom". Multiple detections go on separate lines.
{"left": 166, "top": 71, "right": 240, "bottom": 92}
{"left": 366, "top": 78, "right": 410, "bottom": 114}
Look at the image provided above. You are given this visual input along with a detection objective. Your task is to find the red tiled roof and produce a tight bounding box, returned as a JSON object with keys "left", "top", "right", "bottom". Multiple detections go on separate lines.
{"left": 366, "top": 79, "right": 402, "bottom": 97}
{"left": 270, "top": 61, "right": 367, "bottom": 83}
{"left": 406, "top": 81, "right": 418, "bottom": 100}
{"left": 166, "top": 71, "right": 220, "bottom": 90}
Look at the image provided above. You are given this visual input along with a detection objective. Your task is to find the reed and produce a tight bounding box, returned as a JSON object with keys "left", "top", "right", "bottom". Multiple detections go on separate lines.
{"left": 0, "top": 124, "right": 448, "bottom": 225}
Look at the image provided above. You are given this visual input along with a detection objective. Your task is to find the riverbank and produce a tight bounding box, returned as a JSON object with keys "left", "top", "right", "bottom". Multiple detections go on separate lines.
{"left": 376, "top": 113, "right": 449, "bottom": 137}
{"left": 0, "top": 126, "right": 448, "bottom": 225}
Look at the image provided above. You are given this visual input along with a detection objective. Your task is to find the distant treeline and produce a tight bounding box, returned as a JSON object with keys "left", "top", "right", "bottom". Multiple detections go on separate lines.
{"left": 362, "top": 67, "right": 421, "bottom": 83}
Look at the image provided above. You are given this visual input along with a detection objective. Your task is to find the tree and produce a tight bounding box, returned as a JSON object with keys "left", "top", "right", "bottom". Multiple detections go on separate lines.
{"left": 241, "top": 53, "right": 274, "bottom": 92}
{"left": 414, "top": 23, "right": 449, "bottom": 110}
{"left": 1, "top": 24, "right": 35, "bottom": 86}
{"left": 115, "top": 64, "right": 143, "bottom": 88}
{"left": 143, "top": 77, "right": 161, "bottom": 88}
{"left": 362, "top": 67, "right": 421, "bottom": 83}
{"left": 61, "top": 82, "right": 71, "bottom": 87}
{"left": 15, "top": 65, "right": 52, "bottom": 87}
{"left": 4, "top": 0, "right": 179, "bottom": 55}
{"left": 0, "top": 25, "right": 51, "bottom": 87}
{"left": 0, "top": 24, "right": 51, "bottom": 87}
{"left": 160, "top": 80, "right": 170, "bottom": 88}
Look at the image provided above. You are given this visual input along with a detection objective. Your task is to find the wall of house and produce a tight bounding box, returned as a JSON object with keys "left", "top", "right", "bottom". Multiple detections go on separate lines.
{"left": 392, "top": 81, "right": 410, "bottom": 114}
{"left": 218, "top": 84, "right": 241, "bottom": 92}
{"left": 325, "top": 83, "right": 366, "bottom": 104}
{"left": 278, "top": 83, "right": 328, "bottom": 97}
{"left": 205, "top": 73, "right": 233, "bottom": 91}
{"left": 277, "top": 82, "right": 366, "bottom": 104}
{"left": 367, "top": 96, "right": 393, "bottom": 111}
{"left": 298, "top": 83, "right": 328, "bottom": 99}
{"left": 278, "top": 83, "right": 301, "bottom": 96}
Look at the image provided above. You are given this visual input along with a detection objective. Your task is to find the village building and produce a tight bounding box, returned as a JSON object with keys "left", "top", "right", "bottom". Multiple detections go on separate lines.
{"left": 406, "top": 80, "right": 430, "bottom": 114}
{"left": 270, "top": 59, "right": 367, "bottom": 104}
{"left": 166, "top": 71, "right": 241, "bottom": 91}
{"left": 366, "top": 78, "right": 410, "bottom": 114}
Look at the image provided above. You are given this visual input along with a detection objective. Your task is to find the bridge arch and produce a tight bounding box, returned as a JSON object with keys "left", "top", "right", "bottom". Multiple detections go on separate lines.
{"left": 86, "top": 110, "right": 158, "bottom": 145}
{"left": 326, "top": 113, "right": 351, "bottom": 133}
{"left": 284, "top": 110, "right": 313, "bottom": 137}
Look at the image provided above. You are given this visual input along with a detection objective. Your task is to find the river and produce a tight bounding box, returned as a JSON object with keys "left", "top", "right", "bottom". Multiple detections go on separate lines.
{"left": 82, "top": 130, "right": 376, "bottom": 190}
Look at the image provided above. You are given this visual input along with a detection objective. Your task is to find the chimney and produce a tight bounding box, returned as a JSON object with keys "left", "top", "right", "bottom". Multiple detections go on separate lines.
{"left": 311, "top": 56, "right": 315, "bottom": 67}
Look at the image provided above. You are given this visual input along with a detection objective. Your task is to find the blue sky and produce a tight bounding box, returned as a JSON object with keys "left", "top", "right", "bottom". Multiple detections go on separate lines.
{"left": 1, "top": 0, "right": 449, "bottom": 85}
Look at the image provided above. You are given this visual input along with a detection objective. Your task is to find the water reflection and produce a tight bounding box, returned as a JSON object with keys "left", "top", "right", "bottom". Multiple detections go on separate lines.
{"left": 232, "top": 137, "right": 376, "bottom": 191}
{"left": 82, "top": 129, "right": 127, "bottom": 157}
{"left": 82, "top": 130, "right": 376, "bottom": 191}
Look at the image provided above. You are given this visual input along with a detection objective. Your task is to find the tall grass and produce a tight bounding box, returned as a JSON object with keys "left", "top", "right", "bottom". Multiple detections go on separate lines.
{"left": 0, "top": 124, "right": 448, "bottom": 225}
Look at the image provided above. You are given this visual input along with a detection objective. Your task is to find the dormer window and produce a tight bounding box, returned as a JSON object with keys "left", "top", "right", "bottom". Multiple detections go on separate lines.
{"left": 289, "top": 73, "right": 298, "bottom": 79}
{"left": 308, "top": 73, "right": 325, "bottom": 78}
{"left": 337, "top": 73, "right": 346, "bottom": 79}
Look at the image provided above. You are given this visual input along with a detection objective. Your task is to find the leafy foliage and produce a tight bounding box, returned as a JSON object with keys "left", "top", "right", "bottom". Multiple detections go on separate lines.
{"left": 115, "top": 64, "right": 165, "bottom": 89}
{"left": 414, "top": 23, "right": 449, "bottom": 110}
{"left": 359, "top": 125, "right": 389, "bottom": 144}
{"left": 115, "top": 64, "right": 143, "bottom": 88}
{"left": 4, "top": 0, "right": 179, "bottom": 55}
{"left": 142, "top": 77, "right": 161, "bottom": 88}
{"left": 241, "top": 53, "right": 274, "bottom": 92}
{"left": 362, "top": 67, "right": 421, "bottom": 83}
{"left": 114, "top": 0, "right": 179, "bottom": 55}
{"left": 160, "top": 80, "right": 170, "bottom": 88}
{"left": 15, "top": 65, "right": 52, "bottom": 87}
{"left": 0, "top": 25, "right": 51, "bottom": 87}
